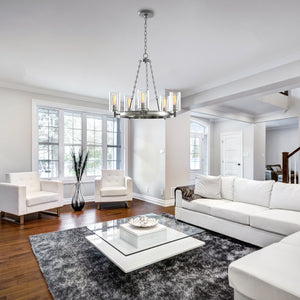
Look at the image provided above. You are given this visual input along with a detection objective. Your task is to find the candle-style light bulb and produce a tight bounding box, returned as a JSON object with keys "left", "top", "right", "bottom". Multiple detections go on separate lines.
{"left": 163, "top": 97, "right": 167, "bottom": 110}
{"left": 113, "top": 94, "right": 117, "bottom": 106}
{"left": 173, "top": 94, "right": 177, "bottom": 106}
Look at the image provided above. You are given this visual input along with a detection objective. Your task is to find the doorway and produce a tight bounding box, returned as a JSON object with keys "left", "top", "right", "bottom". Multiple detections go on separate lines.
{"left": 220, "top": 131, "right": 243, "bottom": 177}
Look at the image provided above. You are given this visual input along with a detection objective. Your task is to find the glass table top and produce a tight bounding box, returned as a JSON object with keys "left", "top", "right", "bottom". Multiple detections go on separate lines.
{"left": 87, "top": 213, "right": 204, "bottom": 256}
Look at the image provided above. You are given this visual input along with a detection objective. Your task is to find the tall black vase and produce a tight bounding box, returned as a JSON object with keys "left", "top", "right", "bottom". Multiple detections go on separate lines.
{"left": 71, "top": 182, "right": 85, "bottom": 211}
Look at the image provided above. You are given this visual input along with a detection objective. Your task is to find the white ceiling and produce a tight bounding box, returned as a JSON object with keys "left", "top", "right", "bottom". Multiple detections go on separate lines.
{"left": 1, "top": 0, "right": 300, "bottom": 100}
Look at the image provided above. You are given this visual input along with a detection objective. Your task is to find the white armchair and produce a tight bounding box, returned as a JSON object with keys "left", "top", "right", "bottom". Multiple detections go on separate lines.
{"left": 95, "top": 170, "right": 132, "bottom": 209}
{"left": 0, "top": 172, "right": 63, "bottom": 225}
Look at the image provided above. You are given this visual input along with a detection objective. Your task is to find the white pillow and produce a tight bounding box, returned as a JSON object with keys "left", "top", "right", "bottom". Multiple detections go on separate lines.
{"left": 234, "top": 178, "right": 274, "bottom": 207}
{"left": 270, "top": 182, "right": 300, "bottom": 211}
{"left": 194, "top": 175, "right": 222, "bottom": 199}
{"left": 221, "top": 176, "right": 236, "bottom": 200}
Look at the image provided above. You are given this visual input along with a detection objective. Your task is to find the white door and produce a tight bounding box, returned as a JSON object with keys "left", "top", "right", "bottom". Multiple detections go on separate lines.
{"left": 221, "top": 132, "right": 243, "bottom": 177}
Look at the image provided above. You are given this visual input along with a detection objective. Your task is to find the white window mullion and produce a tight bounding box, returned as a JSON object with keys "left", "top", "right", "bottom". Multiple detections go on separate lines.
{"left": 102, "top": 116, "right": 107, "bottom": 170}
{"left": 82, "top": 113, "right": 87, "bottom": 179}
{"left": 59, "top": 109, "right": 64, "bottom": 180}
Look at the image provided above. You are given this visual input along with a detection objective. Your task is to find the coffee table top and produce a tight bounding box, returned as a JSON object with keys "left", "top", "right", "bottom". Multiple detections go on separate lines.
{"left": 87, "top": 213, "right": 204, "bottom": 256}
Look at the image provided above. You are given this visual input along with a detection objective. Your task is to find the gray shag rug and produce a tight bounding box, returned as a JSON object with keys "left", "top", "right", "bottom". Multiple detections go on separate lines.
{"left": 29, "top": 214, "right": 258, "bottom": 300}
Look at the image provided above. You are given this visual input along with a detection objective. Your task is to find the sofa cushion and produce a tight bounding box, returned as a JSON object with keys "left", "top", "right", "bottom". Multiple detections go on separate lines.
{"left": 270, "top": 182, "right": 300, "bottom": 211}
{"left": 229, "top": 242, "right": 300, "bottom": 300}
{"left": 280, "top": 231, "right": 300, "bottom": 247}
{"left": 194, "top": 175, "right": 221, "bottom": 199}
{"left": 250, "top": 209, "right": 300, "bottom": 235}
{"left": 100, "top": 187, "right": 128, "bottom": 197}
{"left": 234, "top": 178, "right": 274, "bottom": 207}
{"left": 221, "top": 176, "right": 235, "bottom": 200}
{"left": 182, "top": 198, "right": 232, "bottom": 215}
{"left": 7, "top": 172, "right": 40, "bottom": 193}
{"left": 26, "top": 191, "right": 59, "bottom": 207}
{"left": 211, "top": 202, "right": 268, "bottom": 225}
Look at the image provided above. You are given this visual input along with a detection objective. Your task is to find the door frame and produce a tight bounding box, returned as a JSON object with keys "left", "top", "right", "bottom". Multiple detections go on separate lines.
{"left": 220, "top": 131, "right": 243, "bottom": 177}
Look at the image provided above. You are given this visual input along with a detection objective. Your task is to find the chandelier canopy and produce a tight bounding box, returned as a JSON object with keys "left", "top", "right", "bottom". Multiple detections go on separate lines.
{"left": 109, "top": 9, "right": 181, "bottom": 119}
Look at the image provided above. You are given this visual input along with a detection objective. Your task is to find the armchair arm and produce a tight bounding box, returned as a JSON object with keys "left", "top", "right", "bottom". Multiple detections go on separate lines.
{"left": 40, "top": 180, "right": 64, "bottom": 206}
{"left": 94, "top": 177, "right": 102, "bottom": 202}
{"left": 125, "top": 176, "right": 133, "bottom": 196}
{"left": 0, "top": 183, "right": 26, "bottom": 215}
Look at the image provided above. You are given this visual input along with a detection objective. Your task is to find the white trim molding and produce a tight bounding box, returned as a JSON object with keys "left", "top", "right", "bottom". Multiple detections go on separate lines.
{"left": 63, "top": 195, "right": 95, "bottom": 205}
{"left": 133, "top": 193, "right": 175, "bottom": 207}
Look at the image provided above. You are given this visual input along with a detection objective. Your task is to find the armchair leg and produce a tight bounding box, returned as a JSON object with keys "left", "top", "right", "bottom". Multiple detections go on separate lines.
{"left": 57, "top": 208, "right": 61, "bottom": 217}
{"left": 97, "top": 203, "right": 101, "bottom": 210}
{"left": 125, "top": 201, "right": 131, "bottom": 208}
{"left": 20, "top": 215, "right": 24, "bottom": 225}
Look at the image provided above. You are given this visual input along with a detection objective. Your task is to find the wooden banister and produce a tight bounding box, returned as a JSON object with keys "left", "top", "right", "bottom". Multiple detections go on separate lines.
{"left": 282, "top": 147, "right": 300, "bottom": 183}
{"left": 282, "top": 152, "right": 289, "bottom": 183}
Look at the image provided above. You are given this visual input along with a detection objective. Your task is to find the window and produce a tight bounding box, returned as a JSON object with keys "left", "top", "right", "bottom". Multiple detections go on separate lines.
{"left": 36, "top": 106, "right": 123, "bottom": 180}
{"left": 190, "top": 120, "right": 208, "bottom": 173}
{"left": 64, "top": 112, "right": 82, "bottom": 177}
{"left": 38, "top": 108, "right": 59, "bottom": 178}
{"left": 107, "top": 118, "right": 121, "bottom": 170}
{"left": 86, "top": 115, "right": 102, "bottom": 176}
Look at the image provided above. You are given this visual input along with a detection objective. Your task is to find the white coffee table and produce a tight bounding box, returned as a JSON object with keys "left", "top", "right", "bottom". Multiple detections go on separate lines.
{"left": 86, "top": 214, "right": 205, "bottom": 273}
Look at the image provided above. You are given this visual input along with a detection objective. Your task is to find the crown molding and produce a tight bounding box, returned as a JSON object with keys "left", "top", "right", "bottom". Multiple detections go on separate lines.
{"left": 0, "top": 80, "right": 108, "bottom": 105}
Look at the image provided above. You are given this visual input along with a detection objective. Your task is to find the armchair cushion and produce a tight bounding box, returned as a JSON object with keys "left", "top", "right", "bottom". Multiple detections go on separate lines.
{"left": 101, "top": 170, "right": 125, "bottom": 187}
{"left": 26, "top": 191, "right": 60, "bottom": 207}
{"left": 100, "top": 187, "right": 128, "bottom": 197}
{"left": 7, "top": 172, "right": 40, "bottom": 193}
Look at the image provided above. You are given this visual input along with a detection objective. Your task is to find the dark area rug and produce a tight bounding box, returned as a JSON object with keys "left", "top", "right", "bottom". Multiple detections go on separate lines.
{"left": 29, "top": 214, "right": 258, "bottom": 300}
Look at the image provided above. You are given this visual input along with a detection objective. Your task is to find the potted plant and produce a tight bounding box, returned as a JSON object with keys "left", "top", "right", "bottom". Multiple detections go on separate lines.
{"left": 71, "top": 149, "right": 89, "bottom": 211}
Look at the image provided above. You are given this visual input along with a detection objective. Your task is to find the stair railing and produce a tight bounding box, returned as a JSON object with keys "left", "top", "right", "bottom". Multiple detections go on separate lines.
{"left": 282, "top": 147, "right": 300, "bottom": 183}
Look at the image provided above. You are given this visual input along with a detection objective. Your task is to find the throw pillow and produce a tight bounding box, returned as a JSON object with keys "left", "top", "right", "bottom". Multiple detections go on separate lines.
{"left": 194, "top": 175, "right": 222, "bottom": 199}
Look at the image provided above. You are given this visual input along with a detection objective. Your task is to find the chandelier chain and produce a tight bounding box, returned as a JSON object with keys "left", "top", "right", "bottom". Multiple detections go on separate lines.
{"left": 143, "top": 15, "right": 148, "bottom": 58}
{"left": 129, "top": 59, "right": 142, "bottom": 110}
{"left": 149, "top": 61, "right": 160, "bottom": 110}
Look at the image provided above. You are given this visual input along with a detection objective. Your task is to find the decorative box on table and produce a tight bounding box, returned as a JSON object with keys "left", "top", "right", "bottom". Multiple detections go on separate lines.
{"left": 120, "top": 223, "right": 167, "bottom": 248}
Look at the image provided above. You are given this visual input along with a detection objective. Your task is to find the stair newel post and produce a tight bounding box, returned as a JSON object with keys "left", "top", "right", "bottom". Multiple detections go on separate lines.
{"left": 282, "top": 152, "right": 289, "bottom": 183}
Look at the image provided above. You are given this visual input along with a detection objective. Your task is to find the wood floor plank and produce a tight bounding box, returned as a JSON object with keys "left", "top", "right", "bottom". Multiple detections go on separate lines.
{"left": 0, "top": 199, "right": 174, "bottom": 299}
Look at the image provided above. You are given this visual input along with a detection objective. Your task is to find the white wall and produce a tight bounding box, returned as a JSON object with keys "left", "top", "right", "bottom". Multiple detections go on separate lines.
{"left": 266, "top": 126, "right": 299, "bottom": 166}
{"left": 165, "top": 112, "right": 190, "bottom": 200}
{"left": 0, "top": 87, "right": 107, "bottom": 198}
{"left": 128, "top": 119, "right": 165, "bottom": 200}
{"left": 253, "top": 123, "right": 266, "bottom": 180}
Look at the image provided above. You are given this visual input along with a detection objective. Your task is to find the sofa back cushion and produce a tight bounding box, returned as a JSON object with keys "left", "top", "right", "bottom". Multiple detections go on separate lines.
{"left": 195, "top": 175, "right": 222, "bottom": 199}
{"left": 101, "top": 170, "right": 125, "bottom": 187}
{"left": 270, "top": 182, "right": 300, "bottom": 211}
{"left": 221, "top": 176, "right": 236, "bottom": 200}
{"left": 234, "top": 178, "right": 274, "bottom": 207}
{"left": 7, "top": 172, "right": 40, "bottom": 193}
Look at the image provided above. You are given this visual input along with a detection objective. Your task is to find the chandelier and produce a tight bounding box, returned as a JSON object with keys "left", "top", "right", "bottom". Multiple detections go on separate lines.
{"left": 109, "top": 9, "right": 181, "bottom": 119}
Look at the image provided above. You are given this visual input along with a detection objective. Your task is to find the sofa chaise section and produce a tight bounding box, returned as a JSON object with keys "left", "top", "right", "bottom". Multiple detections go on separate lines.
{"left": 229, "top": 232, "right": 300, "bottom": 300}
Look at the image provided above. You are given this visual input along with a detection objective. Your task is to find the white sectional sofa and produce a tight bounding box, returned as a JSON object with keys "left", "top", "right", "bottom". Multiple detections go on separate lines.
{"left": 175, "top": 176, "right": 300, "bottom": 299}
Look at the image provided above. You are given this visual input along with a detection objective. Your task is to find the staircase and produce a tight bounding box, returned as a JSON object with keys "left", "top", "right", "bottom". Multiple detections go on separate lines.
{"left": 282, "top": 147, "right": 300, "bottom": 183}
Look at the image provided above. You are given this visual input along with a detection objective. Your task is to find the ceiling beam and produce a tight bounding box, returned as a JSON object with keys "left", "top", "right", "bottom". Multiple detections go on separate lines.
{"left": 182, "top": 60, "right": 300, "bottom": 110}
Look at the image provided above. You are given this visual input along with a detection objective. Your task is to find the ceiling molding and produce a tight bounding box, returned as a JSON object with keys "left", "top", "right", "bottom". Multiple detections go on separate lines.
{"left": 0, "top": 80, "right": 108, "bottom": 105}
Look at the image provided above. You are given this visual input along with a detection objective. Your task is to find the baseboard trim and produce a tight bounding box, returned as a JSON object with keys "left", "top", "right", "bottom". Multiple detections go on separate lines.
{"left": 133, "top": 193, "right": 174, "bottom": 207}
{"left": 63, "top": 196, "right": 95, "bottom": 205}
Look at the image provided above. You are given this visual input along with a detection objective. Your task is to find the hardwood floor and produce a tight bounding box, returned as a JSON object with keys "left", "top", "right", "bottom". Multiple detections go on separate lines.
{"left": 0, "top": 199, "right": 175, "bottom": 299}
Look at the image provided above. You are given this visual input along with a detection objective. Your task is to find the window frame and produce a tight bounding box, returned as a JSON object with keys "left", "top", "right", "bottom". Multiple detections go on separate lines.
{"left": 32, "top": 99, "right": 126, "bottom": 183}
{"left": 190, "top": 119, "right": 209, "bottom": 175}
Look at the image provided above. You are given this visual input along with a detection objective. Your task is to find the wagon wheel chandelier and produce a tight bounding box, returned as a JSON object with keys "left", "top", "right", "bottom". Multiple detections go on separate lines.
{"left": 109, "top": 9, "right": 181, "bottom": 119}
